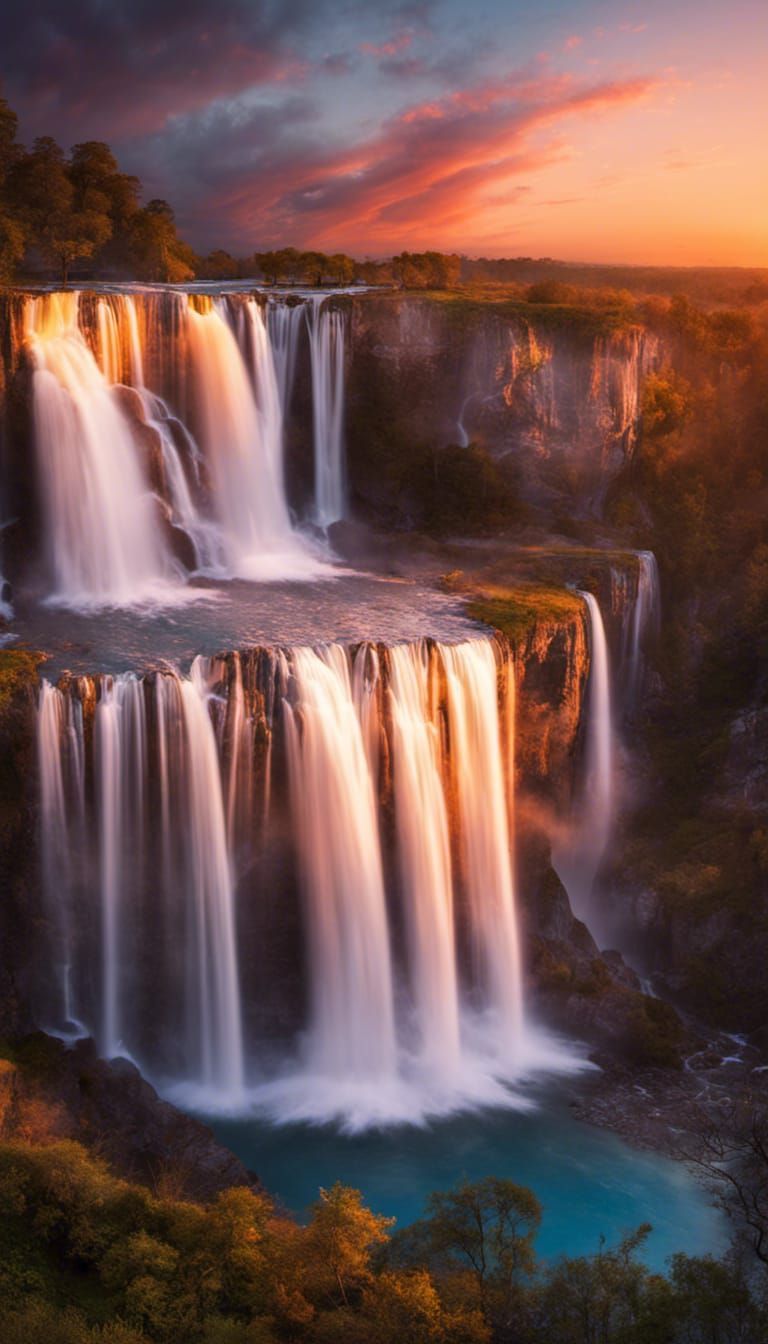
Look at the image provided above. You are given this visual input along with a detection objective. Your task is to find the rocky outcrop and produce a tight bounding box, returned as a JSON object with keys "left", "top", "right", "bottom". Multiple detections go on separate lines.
{"left": 518, "top": 834, "right": 688, "bottom": 1070}
{"left": 0, "top": 1033, "right": 258, "bottom": 1199}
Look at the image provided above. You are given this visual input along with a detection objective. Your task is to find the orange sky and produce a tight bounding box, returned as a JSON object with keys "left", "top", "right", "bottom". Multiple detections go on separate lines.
{"left": 3, "top": 0, "right": 767, "bottom": 264}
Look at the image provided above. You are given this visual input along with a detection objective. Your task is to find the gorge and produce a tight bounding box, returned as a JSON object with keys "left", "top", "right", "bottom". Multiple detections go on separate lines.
{"left": 0, "top": 281, "right": 764, "bottom": 1271}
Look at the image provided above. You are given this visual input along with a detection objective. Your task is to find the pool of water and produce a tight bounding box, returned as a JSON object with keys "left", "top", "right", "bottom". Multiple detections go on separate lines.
{"left": 209, "top": 1089, "right": 726, "bottom": 1271}
{"left": 12, "top": 571, "right": 480, "bottom": 677}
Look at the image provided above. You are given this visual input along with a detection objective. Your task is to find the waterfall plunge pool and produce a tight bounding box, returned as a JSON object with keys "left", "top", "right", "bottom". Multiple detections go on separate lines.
{"left": 208, "top": 1089, "right": 726, "bottom": 1271}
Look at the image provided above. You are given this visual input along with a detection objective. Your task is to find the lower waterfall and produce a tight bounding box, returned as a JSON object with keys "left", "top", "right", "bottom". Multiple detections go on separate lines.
{"left": 36, "top": 635, "right": 577, "bottom": 1129}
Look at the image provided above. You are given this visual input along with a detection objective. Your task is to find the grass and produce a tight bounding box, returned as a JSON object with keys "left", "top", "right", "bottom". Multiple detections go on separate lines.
{"left": 354, "top": 286, "right": 640, "bottom": 339}
{"left": 464, "top": 581, "right": 584, "bottom": 644}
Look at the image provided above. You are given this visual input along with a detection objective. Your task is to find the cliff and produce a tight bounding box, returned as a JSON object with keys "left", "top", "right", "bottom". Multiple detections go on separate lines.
{"left": 344, "top": 293, "right": 658, "bottom": 526}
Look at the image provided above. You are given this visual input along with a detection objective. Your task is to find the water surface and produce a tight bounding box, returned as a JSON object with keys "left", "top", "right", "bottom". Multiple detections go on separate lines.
{"left": 210, "top": 1090, "right": 725, "bottom": 1271}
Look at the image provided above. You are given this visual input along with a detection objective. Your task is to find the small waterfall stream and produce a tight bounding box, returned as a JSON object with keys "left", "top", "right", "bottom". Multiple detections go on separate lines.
{"left": 306, "top": 298, "right": 346, "bottom": 526}
{"left": 553, "top": 591, "right": 614, "bottom": 932}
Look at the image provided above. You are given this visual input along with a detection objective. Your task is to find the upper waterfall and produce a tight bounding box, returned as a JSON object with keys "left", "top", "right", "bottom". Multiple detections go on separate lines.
{"left": 25, "top": 293, "right": 176, "bottom": 606}
{"left": 18, "top": 288, "right": 349, "bottom": 605}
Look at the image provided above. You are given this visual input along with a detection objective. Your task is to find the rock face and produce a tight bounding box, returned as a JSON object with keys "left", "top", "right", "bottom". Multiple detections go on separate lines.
{"left": 345, "top": 295, "right": 659, "bottom": 523}
{"left": 0, "top": 1034, "right": 258, "bottom": 1199}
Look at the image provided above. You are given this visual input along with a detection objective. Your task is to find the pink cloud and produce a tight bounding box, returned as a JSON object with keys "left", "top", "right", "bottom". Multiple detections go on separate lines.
{"left": 195, "top": 68, "right": 662, "bottom": 251}
{"left": 360, "top": 31, "right": 414, "bottom": 58}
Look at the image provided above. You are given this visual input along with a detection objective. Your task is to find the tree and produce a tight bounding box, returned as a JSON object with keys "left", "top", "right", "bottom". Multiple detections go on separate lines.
{"left": 303, "top": 1183, "right": 394, "bottom": 1308}
{"left": 390, "top": 1177, "right": 541, "bottom": 1333}
{"left": 392, "top": 251, "right": 461, "bottom": 289}
{"left": 300, "top": 250, "right": 329, "bottom": 286}
{"left": 0, "top": 98, "right": 21, "bottom": 182}
{"left": 677, "top": 1093, "right": 768, "bottom": 1269}
{"left": 538, "top": 1225, "right": 653, "bottom": 1344}
{"left": 129, "top": 199, "right": 196, "bottom": 282}
{"left": 8, "top": 136, "right": 112, "bottom": 283}
{"left": 68, "top": 141, "right": 140, "bottom": 271}
{"left": 198, "top": 250, "right": 239, "bottom": 280}
{"left": 329, "top": 253, "right": 355, "bottom": 285}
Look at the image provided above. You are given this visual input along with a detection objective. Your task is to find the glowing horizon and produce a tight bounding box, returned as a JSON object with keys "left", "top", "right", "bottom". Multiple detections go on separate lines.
{"left": 1, "top": 0, "right": 766, "bottom": 267}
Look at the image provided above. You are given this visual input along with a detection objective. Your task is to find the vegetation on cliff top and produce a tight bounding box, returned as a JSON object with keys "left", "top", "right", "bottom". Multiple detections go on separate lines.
{"left": 462, "top": 582, "right": 584, "bottom": 646}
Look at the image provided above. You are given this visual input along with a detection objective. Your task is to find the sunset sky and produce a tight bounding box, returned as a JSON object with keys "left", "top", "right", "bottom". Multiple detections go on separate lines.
{"left": 2, "top": 0, "right": 766, "bottom": 265}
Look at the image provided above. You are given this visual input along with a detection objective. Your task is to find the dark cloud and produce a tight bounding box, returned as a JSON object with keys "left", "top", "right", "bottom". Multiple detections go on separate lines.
{"left": 0, "top": 0, "right": 325, "bottom": 141}
{"left": 0, "top": 1, "right": 664, "bottom": 255}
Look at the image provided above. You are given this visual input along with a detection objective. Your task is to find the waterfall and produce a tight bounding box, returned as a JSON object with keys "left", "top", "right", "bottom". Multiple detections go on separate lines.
{"left": 626, "top": 551, "right": 660, "bottom": 705}
{"left": 35, "top": 635, "right": 578, "bottom": 1129}
{"left": 37, "top": 681, "right": 85, "bottom": 1032}
{"left": 440, "top": 641, "right": 524, "bottom": 1053}
{"left": 38, "top": 666, "right": 244, "bottom": 1102}
{"left": 20, "top": 288, "right": 346, "bottom": 600}
{"left": 283, "top": 645, "right": 397, "bottom": 1081}
{"left": 306, "top": 299, "right": 346, "bottom": 526}
{"left": 553, "top": 592, "right": 614, "bottom": 932}
{"left": 185, "top": 299, "right": 323, "bottom": 579}
{"left": 388, "top": 643, "right": 461, "bottom": 1079}
{"left": 94, "top": 674, "right": 146, "bottom": 1059}
{"left": 267, "top": 300, "right": 305, "bottom": 420}
{"left": 25, "top": 293, "right": 173, "bottom": 606}
{"left": 176, "top": 660, "right": 244, "bottom": 1098}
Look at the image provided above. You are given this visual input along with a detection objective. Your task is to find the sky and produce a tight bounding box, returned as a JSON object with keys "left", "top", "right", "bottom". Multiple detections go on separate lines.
{"left": 1, "top": 0, "right": 766, "bottom": 265}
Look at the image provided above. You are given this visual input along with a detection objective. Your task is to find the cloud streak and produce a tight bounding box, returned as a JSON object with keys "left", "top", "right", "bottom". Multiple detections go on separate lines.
{"left": 171, "top": 69, "right": 660, "bottom": 250}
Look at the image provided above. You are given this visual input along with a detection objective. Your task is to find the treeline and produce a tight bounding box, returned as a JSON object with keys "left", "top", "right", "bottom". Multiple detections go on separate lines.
{"left": 462, "top": 257, "right": 768, "bottom": 305}
{"left": 0, "top": 99, "right": 196, "bottom": 285}
{"left": 197, "top": 248, "right": 461, "bottom": 290}
{"left": 1, "top": 1137, "right": 767, "bottom": 1344}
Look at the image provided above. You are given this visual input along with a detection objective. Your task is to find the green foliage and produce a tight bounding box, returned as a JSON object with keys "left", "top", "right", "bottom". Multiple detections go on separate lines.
{"left": 466, "top": 583, "right": 584, "bottom": 645}
{"left": 250, "top": 248, "right": 357, "bottom": 287}
{"left": 405, "top": 443, "right": 522, "bottom": 536}
{"left": 641, "top": 370, "right": 693, "bottom": 436}
{"left": 2, "top": 1140, "right": 768, "bottom": 1343}
{"left": 129, "top": 200, "right": 196, "bottom": 283}
{"left": 0, "top": 97, "right": 193, "bottom": 283}
{"left": 0, "top": 648, "right": 42, "bottom": 714}
{"left": 392, "top": 251, "right": 462, "bottom": 289}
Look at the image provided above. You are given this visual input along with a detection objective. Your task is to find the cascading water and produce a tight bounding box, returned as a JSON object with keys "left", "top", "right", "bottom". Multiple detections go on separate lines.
{"left": 553, "top": 592, "right": 615, "bottom": 933}
{"left": 387, "top": 644, "right": 461, "bottom": 1079}
{"left": 441, "top": 641, "right": 524, "bottom": 1053}
{"left": 20, "top": 288, "right": 348, "bottom": 601}
{"left": 25, "top": 293, "right": 174, "bottom": 605}
{"left": 37, "top": 680, "right": 85, "bottom": 1033}
{"left": 36, "top": 635, "right": 577, "bottom": 1129}
{"left": 282, "top": 645, "right": 397, "bottom": 1084}
{"left": 626, "top": 551, "right": 660, "bottom": 705}
{"left": 306, "top": 298, "right": 346, "bottom": 526}
{"left": 184, "top": 299, "right": 323, "bottom": 580}
{"left": 267, "top": 299, "right": 305, "bottom": 421}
